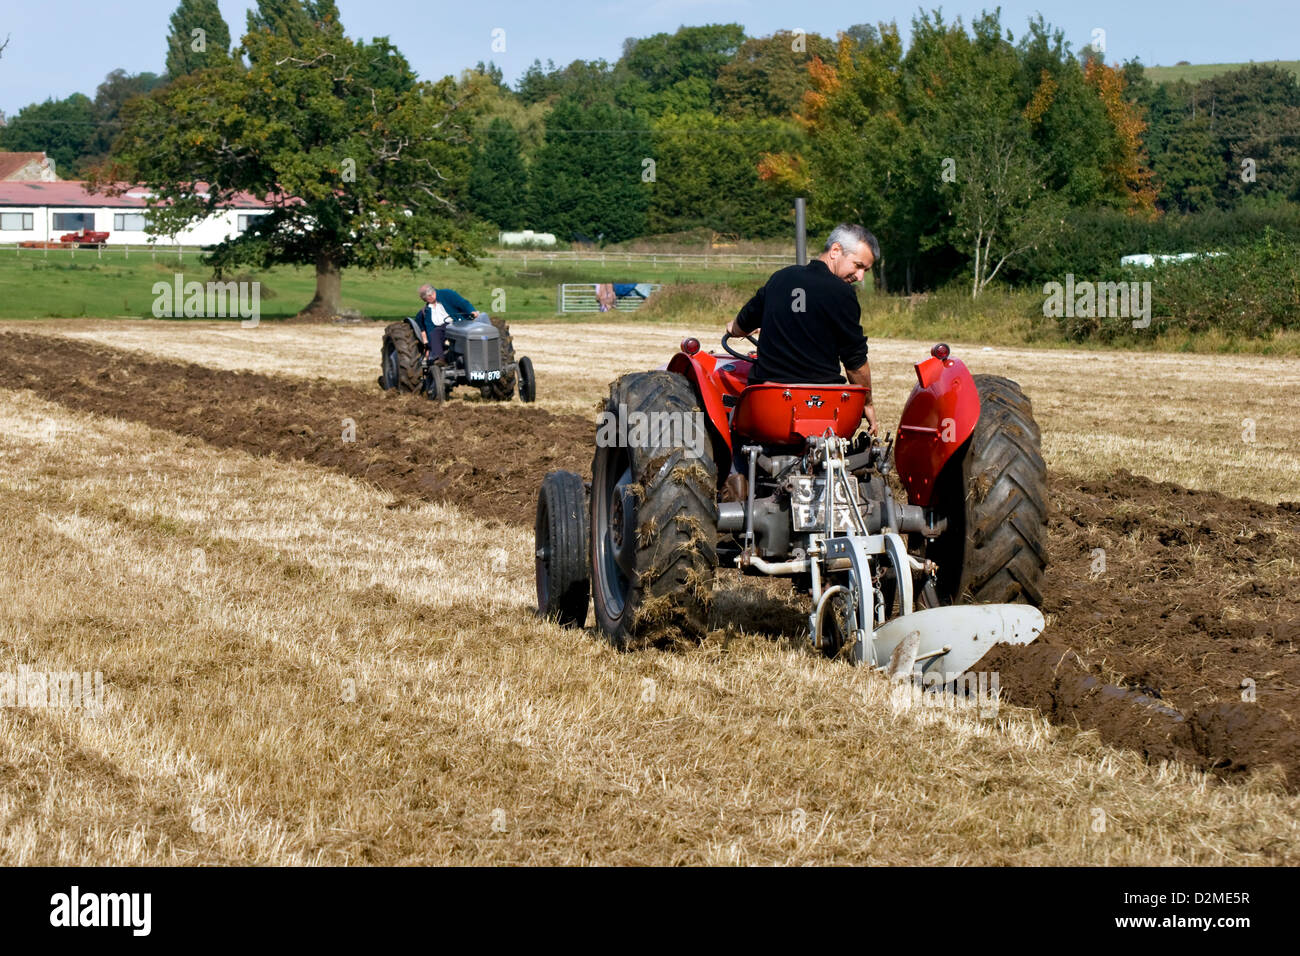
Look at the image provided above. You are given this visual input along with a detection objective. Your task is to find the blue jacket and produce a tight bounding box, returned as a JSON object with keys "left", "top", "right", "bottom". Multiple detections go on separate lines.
{"left": 417, "top": 288, "right": 477, "bottom": 344}
{"left": 434, "top": 288, "right": 476, "bottom": 320}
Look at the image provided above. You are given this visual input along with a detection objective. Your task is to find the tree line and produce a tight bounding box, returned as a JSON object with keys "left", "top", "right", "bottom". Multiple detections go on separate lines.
{"left": 2, "top": 0, "right": 1296, "bottom": 310}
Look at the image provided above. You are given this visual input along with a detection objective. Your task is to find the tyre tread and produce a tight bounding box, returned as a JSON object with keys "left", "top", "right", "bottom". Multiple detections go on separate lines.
{"left": 930, "top": 374, "right": 1048, "bottom": 607}
{"left": 591, "top": 371, "right": 717, "bottom": 649}
{"left": 536, "top": 470, "right": 589, "bottom": 627}
{"left": 382, "top": 321, "right": 423, "bottom": 393}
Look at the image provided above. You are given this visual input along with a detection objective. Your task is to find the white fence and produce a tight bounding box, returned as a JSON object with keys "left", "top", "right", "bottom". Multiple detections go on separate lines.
{"left": 485, "top": 250, "right": 790, "bottom": 270}
{"left": 0, "top": 242, "right": 209, "bottom": 261}
{"left": 559, "top": 283, "right": 663, "bottom": 313}
{"left": 0, "top": 243, "right": 792, "bottom": 271}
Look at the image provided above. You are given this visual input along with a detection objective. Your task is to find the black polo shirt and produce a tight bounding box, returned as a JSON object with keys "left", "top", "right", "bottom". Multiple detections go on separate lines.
{"left": 734, "top": 259, "right": 868, "bottom": 385}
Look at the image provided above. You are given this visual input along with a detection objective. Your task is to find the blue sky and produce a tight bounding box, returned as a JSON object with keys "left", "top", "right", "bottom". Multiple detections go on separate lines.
{"left": 2, "top": 0, "right": 1297, "bottom": 117}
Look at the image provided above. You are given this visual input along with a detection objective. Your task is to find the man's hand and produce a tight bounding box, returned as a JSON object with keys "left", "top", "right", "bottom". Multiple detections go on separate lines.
{"left": 863, "top": 402, "right": 878, "bottom": 436}
{"left": 471, "top": 310, "right": 480, "bottom": 319}
{"left": 726, "top": 317, "right": 744, "bottom": 337}
{"left": 846, "top": 360, "right": 876, "bottom": 434}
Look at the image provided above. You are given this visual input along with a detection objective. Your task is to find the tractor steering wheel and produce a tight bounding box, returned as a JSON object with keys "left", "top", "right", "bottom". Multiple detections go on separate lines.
{"left": 721, "top": 331, "right": 759, "bottom": 362}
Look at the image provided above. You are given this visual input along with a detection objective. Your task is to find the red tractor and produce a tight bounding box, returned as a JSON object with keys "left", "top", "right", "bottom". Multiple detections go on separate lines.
{"left": 535, "top": 334, "right": 1048, "bottom": 675}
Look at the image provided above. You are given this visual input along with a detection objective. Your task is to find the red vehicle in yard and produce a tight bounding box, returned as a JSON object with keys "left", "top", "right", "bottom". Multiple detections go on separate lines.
{"left": 59, "top": 230, "right": 111, "bottom": 246}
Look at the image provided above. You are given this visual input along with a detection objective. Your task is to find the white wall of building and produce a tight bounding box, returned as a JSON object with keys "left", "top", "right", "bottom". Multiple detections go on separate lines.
{"left": 0, "top": 206, "right": 268, "bottom": 245}
{"left": 0, "top": 207, "right": 42, "bottom": 241}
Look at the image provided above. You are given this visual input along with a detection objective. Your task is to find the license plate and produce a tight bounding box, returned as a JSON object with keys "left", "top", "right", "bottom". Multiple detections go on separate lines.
{"left": 468, "top": 370, "right": 501, "bottom": 381}
{"left": 791, "top": 475, "right": 859, "bottom": 532}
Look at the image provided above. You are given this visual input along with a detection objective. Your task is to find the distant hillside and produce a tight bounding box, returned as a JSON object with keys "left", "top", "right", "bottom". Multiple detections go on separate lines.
{"left": 1145, "top": 60, "right": 1300, "bottom": 84}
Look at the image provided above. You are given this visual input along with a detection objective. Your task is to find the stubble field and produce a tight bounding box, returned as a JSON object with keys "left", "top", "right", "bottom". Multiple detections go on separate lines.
{"left": 0, "top": 318, "right": 1297, "bottom": 865}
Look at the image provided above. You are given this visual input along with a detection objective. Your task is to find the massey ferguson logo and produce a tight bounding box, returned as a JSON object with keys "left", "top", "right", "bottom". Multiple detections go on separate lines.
{"left": 805, "top": 395, "right": 824, "bottom": 408}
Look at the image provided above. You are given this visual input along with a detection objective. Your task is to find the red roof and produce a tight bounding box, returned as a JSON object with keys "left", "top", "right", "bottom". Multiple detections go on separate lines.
{"left": 0, "top": 152, "right": 52, "bottom": 180}
{"left": 0, "top": 181, "right": 276, "bottom": 209}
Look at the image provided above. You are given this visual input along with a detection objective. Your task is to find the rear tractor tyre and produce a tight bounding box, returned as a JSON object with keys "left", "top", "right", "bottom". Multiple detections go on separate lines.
{"left": 487, "top": 315, "right": 518, "bottom": 401}
{"left": 590, "top": 371, "right": 717, "bottom": 650}
{"left": 380, "top": 321, "right": 422, "bottom": 393}
{"left": 927, "top": 374, "right": 1047, "bottom": 607}
{"left": 535, "top": 470, "right": 590, "bottom": 627}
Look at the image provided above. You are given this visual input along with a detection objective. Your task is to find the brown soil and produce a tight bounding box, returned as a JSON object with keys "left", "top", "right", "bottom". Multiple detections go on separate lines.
{"left": 985, "top": 471, "right": 1300, "bottom": 788}
{"left": 3, "top": 331, "right": 1297, "bottom": 788}
{"left": 0, "top": 331, "right": 590, "bottom": 527}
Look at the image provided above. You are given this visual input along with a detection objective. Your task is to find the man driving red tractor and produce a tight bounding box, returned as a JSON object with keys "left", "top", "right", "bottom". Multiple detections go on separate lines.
{"left": 536, "top": 217, "right": 1048, "bottom": 671}
{"left": 722, "top": 224, "right": 881, "bottom": 501}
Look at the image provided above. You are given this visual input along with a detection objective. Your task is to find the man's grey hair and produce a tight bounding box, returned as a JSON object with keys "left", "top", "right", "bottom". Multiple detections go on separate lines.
{"left": 418, "top": 284, "right": 435, "bottom": 297}
{"left": 824, "top": 223, "right": 880, "bottom": 263}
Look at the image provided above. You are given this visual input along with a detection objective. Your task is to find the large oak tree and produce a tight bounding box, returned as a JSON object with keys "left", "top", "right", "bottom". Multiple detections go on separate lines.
{"left": 106, "top": 4, "right": 478, "bottom": 316}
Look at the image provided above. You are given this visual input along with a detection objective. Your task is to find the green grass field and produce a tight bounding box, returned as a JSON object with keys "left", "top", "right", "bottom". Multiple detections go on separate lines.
{"left": 4, "top": 244, "right": 1300, "bottom": 355}
{"left": 1144, "top": 60, "right": 1300, "bottom": 84}
{"left": 0, "top": 245, "right": 773, "bottom": 323}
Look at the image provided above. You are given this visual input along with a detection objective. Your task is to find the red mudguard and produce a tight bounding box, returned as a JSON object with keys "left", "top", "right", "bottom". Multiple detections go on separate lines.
{"left": 894, "top": 356, "right": 980, "bottom": 507}
{"left": 667, "top": 349, "right": 749, "bottom": 459}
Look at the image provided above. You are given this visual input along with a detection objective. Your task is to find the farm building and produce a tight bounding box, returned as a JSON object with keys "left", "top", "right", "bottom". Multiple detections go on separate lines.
{"left": 0, "top": 180, "right": 274, "bottom": 245}
{"left": 0, "top": 151, "right": 59, "bottom": 182}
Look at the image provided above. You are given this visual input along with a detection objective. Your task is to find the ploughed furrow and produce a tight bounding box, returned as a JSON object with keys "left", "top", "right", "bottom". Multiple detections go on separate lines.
{"left": 0, "top": 330, "right": 591, "bottom": 526}
{"left": 988, "top": 470, "right": 1300, "bottom": 789}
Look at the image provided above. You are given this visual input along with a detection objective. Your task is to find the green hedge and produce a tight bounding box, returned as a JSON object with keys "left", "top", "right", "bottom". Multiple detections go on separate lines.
{"left": 1009, "top": 205, "right": 1300, "bottom": 285}
{"left": 1048, "top": 230, "right": 1300, "bottom": 341}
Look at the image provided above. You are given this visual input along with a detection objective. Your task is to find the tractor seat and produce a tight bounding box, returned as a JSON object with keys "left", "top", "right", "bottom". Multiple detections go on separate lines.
{"left": 731, "top": 383, "right": 868, "bottom": 447}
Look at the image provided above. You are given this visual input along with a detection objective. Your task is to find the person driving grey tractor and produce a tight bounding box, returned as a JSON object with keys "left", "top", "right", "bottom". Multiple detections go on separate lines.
{"left": 416, "top": 284, "right": 480, "bottom": 366}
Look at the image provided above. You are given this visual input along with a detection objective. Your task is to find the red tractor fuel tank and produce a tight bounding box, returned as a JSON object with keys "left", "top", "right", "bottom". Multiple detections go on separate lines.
{"left": 731, "top": 384, "right": 868, "bottom": 447}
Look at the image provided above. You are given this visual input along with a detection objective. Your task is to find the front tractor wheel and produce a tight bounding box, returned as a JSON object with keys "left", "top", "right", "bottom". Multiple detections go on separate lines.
{"left": 927, "top": 374, "right": 1047, "bottom": 607}
{"left": 380, "top": 321, "right": 422, "bottom": 392}
{"left": 590, "top": 371, "right": 717, "bottom": 650}
{"left": 535, "top": 470, "right": 590, "bottom": 627}
{"left": 517, "top": 356, "right": 536, "bottom": 403}
{"left": 427, "top": 365, "right": 447, "bottom": 403}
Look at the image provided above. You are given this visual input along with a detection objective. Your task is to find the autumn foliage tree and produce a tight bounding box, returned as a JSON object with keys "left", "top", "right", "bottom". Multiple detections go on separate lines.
{"left": 1085, "top": 58, "right": 1158, "bottom": 214}
{"left": 714, "top": 31, "right": 835, "bottom": 119}
{"left": 764, "top": 10, "right": 1155, "bottom": 291}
